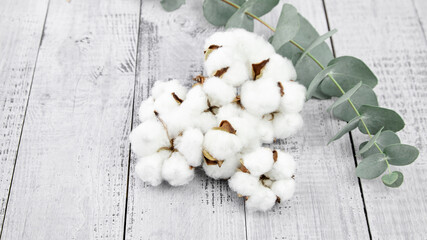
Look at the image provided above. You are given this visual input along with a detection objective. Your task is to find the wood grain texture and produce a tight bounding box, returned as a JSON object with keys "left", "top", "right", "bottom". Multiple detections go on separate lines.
{"left": 244, "top": 1, "right": 370, "bottom": 239}
{"left": 0, "top": 0, "right": 49, "bottom": 231}
{"left": 325, "top": 0, "right": 427, "bottom": 238}
{"left": 124, "top": 1, "right": 246, "bottom": 239}
{"left": 0, "top": 0, "right": 140, "bottom": 239}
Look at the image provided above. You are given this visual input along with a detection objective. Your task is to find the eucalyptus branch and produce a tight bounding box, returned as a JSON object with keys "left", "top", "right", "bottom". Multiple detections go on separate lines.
{"left": 221, "top": 0, "right": 391, "bottom": 172}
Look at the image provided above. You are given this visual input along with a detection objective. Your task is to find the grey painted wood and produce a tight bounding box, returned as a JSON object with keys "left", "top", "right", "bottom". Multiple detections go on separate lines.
{"left": 124, "top": 1, "right": 246, "bottom": 239}
{"left": 0, "top": 0, "right": 140, "bottom": 239}
{"left": 325, "top": 0, "right": 427, "bottom": 238}
{"left": 0, "top": 0, "right": 49, "bottom": 233}
{"left": 244, "top": 1, "right": 370, "bottom": 239}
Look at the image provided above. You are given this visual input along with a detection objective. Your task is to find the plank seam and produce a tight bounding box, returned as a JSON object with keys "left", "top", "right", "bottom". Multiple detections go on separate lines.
{"left": 122, "top": 0, "right": 143, "bottom": 239}
{"left": 410, "top": 0, "right": 427, "bottom": 44}
{"left": 0, "top": 0, "right": 51, "bottom": 238}
{"left": 321, "top": 1, "right": 373, "bottom": 239}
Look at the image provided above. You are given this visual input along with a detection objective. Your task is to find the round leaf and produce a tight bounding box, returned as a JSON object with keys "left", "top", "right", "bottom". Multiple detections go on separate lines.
{"left": 358, "top": 105, "right": 405, "bottom": 134}
{"left": 381, "top": 172, "right": 399, "bottom": 185}
{"left": 359, "top": 130, "right": 401, "bottom": 158}
{"left": 203, "top": 0, "right": 245, "bottom": 26}
{"left": 383, "top": 171, "right": 404, "bottom": 188}
{"left": 271, "top": 4, "right": 300, "bottom": 50}
{"left": 319, "top": 56, "right": 378, "bottom": 97}
{"left": 328, "top": 116, "right": 361, "bottom": 144}
{"left": 358, "top": 127, "right": 384, "bottom": 155}
{"left": 384, "top": 144, "right": 419, "bottom": 166}
{"left": 296, "top": 29, "right": 337, "bottom": 66}
{"left": 160, "top": 0, "right": 186, "bottom": 12}
{"left": 331, "top": 84, "right": 378, "bottom": 122}
{"left": 356, "top": 153, "right": 388, "bottom": 179}
{"left": 226, "top": 0, "right": 279, "bottom": 31}
{"left": 277, "top": 14, "right": 333, "bottom": 99}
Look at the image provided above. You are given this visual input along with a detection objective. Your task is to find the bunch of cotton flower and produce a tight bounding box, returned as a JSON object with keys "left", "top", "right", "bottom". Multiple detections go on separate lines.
{"left": 130, "top": 80, "right": 206, "bottom": 186}
{"left": 228, "top": 148, "right": 296, "bottom": 211}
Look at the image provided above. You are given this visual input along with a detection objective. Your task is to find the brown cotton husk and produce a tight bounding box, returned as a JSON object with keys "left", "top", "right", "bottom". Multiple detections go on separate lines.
{"left": 171, "top": 92, "right": 183, "bottom": 104}
{"left": 273, "top": 150, "right": 278, "bottom": 162}
{"left": 277, "top": 82, "right": 284, "bottom": 96}
{"left": 238, "top": 159, "right": 250, "bottom": 174}
{"left": 214, "top": 67, "right": 229, "bottom": 78}
{"left": 276, "top": 196, "right": 281, "bottom": 203}
{"left": 203, "top": 149, "right": 224, "bottom": 167}
{"left": 232, "top": 96, "right": 245, "bottom": 109}
{"left": 193, "top": 75, "right": 206, "bottom": 84}
{"left": 219, "top": 120, "right": 236, "bottom": 134}
{"left": 204, "top": 45, "right": 221, "bottom": 60}
{"left": 252, "top": 59, "right": 270, "bottom": 79}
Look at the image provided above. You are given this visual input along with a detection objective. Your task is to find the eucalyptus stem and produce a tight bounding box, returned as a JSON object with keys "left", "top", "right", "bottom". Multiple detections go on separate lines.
{"left": 221, "top": 0, "right": 390, "bottom": 171}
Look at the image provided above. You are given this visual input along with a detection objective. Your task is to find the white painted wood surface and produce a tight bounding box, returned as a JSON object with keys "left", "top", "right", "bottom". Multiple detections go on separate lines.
{"left": 0, "top": 0, "right": 139, "bottom": 239}
{"left": 125, "top": 1, "right": 246, "bottom": 239}
{"left": 325, "top": 0, "right": 427, "bottom": 239}
{"left": 0, "top": 0, "right": 49, "bottom": 231}
{"left": 0, "top": 0, "right": 426, "bottom": 239}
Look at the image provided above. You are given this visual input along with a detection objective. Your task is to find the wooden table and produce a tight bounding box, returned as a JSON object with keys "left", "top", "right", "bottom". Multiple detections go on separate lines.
{"left": 1, "top": 0, "right": 426, "bottom": 239}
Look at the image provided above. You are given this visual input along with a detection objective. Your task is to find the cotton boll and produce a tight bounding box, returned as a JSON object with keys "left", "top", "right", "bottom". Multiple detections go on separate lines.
{"left": 272, "top": 113, "right": 304, "bottom": 139}
{"left": 261, "top": 54, "right": 297, "bottom": 82}
{"left": 138, "top": 97, "right": 155, "bottom": 122}
{"left": 221, "top": 62, "right": 250, "bottom": 87}
{"left": 175, "top": 128, "right": 204, "bottom": 167}
{"left": 203, "top": 77, "right": 236, "bottom": 107}
{"left": 245, "top": 186, "right": 277, "bottom": 212}
{"left": 241, "top": 78, "right": 281, "bottom": 116}
{"left": 204, "top": 31, "right": 238, "bottom": 49}
{"left": 265, "top": 151, "right": 296, "bottom": 180}
{"left": 202, "top": 155, "right": 241, "bottom": 179}
{"left": 180, "top": 84, "right": 208, "bottom": 114}
{"left": 205, "top": 47, "right": 240, "bottom": 76}
{"left": 203, "top": 129, "right": 243, "bottom": 160}
{"left": 229, "top": 28, "right": 275, "bottom": 64}
{"left": 228, "top": 172, "right": 261, "bottom": 196}
{"left": 129, "top": 119, "right": 171, "bottom": 157}
{"left": 242, "top": 147, "right": 274, "bottom": 176}
{"left": 216, "top": 103, "right": 243, "bottom": 123}
{"left": 151, "top": 79, "right": 187, "bottom": 100}
{"left": 271, "top": 179, "right": 296, "bottom": 201}
{"left": 193, "top": 112, "right": 217, "bottom": 133}
{"left": 162, "top": 152, "right": 195, "bottom": 186}
{"left": 227, "top": 116, "right": 261, "bottom": 152}
{"left": 135, "top": 151, "right": 170, "bottom": 186}
{"left": 257, "top": 118, "right": 274, "bottom": 143}
{"left": 161, "top": 108, "right": 194, "bottom": 139}
{"left": 280, "top": 81, "right": 306, "bottom": 113}
{"left": 153, "top": 93, "right": 181, "bottom": 114}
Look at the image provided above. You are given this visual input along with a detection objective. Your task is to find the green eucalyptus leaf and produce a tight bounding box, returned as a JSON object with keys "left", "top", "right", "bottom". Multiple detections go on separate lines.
{"left": 160, "top": 0, "right": 186, "bottom": 12}
{"left": 356, "top": 153, "right": 388, "bottom": 179}
{"left": 328, "top": 116, "right": 361, "bottom": 144}
{"left": 277, "top": 14, "right": 333, "bottom": 99}
{"left": 383, "top": 171, "right": 404, "bottom": 188}
{"left": 327, "top": 81, "right": 362, "bottom": 112}
{"left": 331, "top": 84, "right": 378, "bottom": 122}
{"left": 306, "top": 63, "right": 336, "bottom": 100}
{"left": 296, "top": 29, "right": 337, "bottom": 66}
{"left": 383, "top": 144, "right": 419, "bottom": 166}
{"left": 226, "top": 0, "right": 279, "bottom": 31}
{"left": 381, "top": 172, "right": 399, "bottom": 185}
{"left": 359, "top": 130, "right": 401, "bottom": 158}
{"left": 319, "top": 56, "right": 378, "bottom": 97}
{"left": 358, "top": 105, "right": 405, "bottom": 134}
{"left": 271, "top": 4, "right": 299, "bottom": 50}
{"left": 203, "top": 0, "right": 246, "bottom": 26}
{"left": 358, "top": 127, "right": 384, "bottom": 155}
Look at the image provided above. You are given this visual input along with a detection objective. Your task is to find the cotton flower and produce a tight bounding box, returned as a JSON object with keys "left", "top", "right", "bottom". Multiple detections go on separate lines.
{"left": 265, "top": 150, "right": 296, "bottom": 180}
{"left": 138, "top": 97, "right": 156, "bottom": 122}
{"left": 261, "top": 54, "right": 297, "bottom": 82}
{"left": 129, "top": 118, "right": 171, "bottom": 157}
{"left": 279, "top": 81, "right": 306, "bottom": 113}
{"left": 135, "top": 151, "right": 170, "bottom": 186}
{"left": 162, "top": 152, "right": 194, "bottom": 186}
{"left": 272, "top": 112, "right": 304, "bottom": 139}
{"left": 202, "top": 77, "right": 236, "bottom": 107}
{"left": 175, "top": 128, "right": 204, "bottom": 167}
{"left": 241, "top": 78, "right": 282, "bottom": 116}
{"left": 203, "top": 154, "right": 241, "bottom": 179}
{"left": 271, "top": 179, "right": 296, "bottom": 201}
{"left": 203, "top": 122, "right": 242, "bottom": 160}
{"left": 228, "top": 171, "right": 261, "bottom": 196}
{"left": 152, "top": 80, "right": 187, "bottom": 114}
{"left": 241, "top": 147, "right": 274, "bottom": 177}
{"left": 245, "top": 186, "right": 277, "bottom": 212}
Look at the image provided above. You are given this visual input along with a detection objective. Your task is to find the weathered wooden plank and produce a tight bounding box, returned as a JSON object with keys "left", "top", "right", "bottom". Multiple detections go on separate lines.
{"left": 124, "top": 1, "right": 246, "bottom": 239}
{"left": 0, "top": 0, "right": 140, "bottom": 239}
{"left": 0, "top": 0, "right": 49, "bottom": 233}
{"left": 244, "top": 1, "right": 371, "bottom": 239}
{"left": 325, "top": 0, "right": 427, "bottom": 238}
{"left": 413, "top": 0, "right": 427, "bottom": 38}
